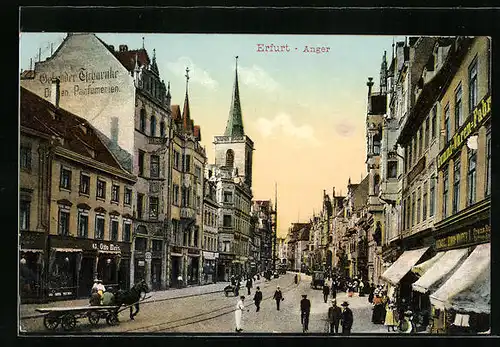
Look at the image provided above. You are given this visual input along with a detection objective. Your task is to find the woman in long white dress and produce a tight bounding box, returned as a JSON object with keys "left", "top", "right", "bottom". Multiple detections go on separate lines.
{"left": 235, "top": 296, "right": 245, "bottom": 332}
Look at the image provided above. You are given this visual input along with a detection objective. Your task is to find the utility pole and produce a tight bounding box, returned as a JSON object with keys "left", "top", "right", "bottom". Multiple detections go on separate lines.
{"left": 272, "top": 182, "right": 278, "bottom": 271}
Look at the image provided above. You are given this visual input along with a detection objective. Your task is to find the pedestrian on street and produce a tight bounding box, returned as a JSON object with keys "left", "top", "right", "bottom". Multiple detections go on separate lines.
{"left": 294, "top": 274, "right": 298, "bottom": 284}
{"left": 384, "top": 302, "right": 398, "bottom": 332}
{"left": 235, "top": 282, "right": 240, "bottom": 296}
{"left": 231, "top": 275, "right": 236, "bottom": 286}
{"left": 177, "top": 275, "right": 183, "bottom": 289}
{"left": 253, "top": 286, "right": 263, "bottom": 312}
{"left": 328, "top": 299, "right": 342, "bottom": 334}
{"left": 331, "top": 281, "right": 337, "bottom": 300}
{"left": 368, "top": 283, "right": 375, "bottom": 303}
{"left": 235, "top": 296, "right": 246, "bottom": 332}
{"left": 340, "top": 301, "right": 353, "bottom": 335}
{"left": 322, "top": 283, "right": 330, "bottom": 303}
{"left": 246, "top": 278, "right": 253, "bottom": 295}
{"left": 359, "top": 280, "right": 365, "bottom": 297}
{"left": 300, "top": 294, "right": 311, "bottom": 332}
{"left": 273, "top": 285, "right": 284, "bottom": 311}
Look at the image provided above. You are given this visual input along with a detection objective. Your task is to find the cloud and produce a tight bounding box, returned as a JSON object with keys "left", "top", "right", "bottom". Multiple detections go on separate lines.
{"left": 238, "top": 65, "right": 279, "bottom": 92}
{"left": 255, "top": 113, "right": 320, "bottom": 146}
{"left": 335, "top": 121, "right": 356, "bottom": 137}
{"left": 166, "top": 57, "right": 218, "bottom": 90}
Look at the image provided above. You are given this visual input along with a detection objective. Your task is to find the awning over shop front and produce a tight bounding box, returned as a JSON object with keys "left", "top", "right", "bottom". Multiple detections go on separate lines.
{"left": 380, "top": 247, "right": 429, "bottom": 285}
{"left": 412, "top": 252, "right": 445, "bottom": 277}
{"left": 52, "top": 248, "right": 83, "bottom": 253}
{"left": 20, "top": 249, "right": 44, "bottom": 253}
{"left": 412, "top": 248, "right": 468, "bottom": 294}
{"left": 430, "top": 243, "right": 490, "bottom": 314}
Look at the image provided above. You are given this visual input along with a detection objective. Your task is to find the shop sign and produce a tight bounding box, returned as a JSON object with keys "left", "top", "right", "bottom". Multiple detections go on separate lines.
{"left": 188, "top": 248, "right": 200, "bottom": 255}
{"left": 48, "top": 288, "right": 74, "bottom": 298}
{"left": 218, "top": 253, "right": 234, "bottom": 260}
{"left": 138, "top": 260, "right": 145, "bottom": 267}
{"left": 203, "top": 251, "right": 216, "bottom": 260}
{"left": 438, "top": 94, "right": 491, "bottom": 168}
{"left": 436, "top": 223, "right": 490, "bottom": 250}
{"left": 92, "top": 242, "right": 121, "bottom": 252}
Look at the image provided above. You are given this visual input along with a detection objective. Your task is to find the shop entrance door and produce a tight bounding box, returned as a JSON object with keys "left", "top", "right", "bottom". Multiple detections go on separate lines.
{"left": 78, "top": 257, "right": 95, "bottom": 298}
{"left": 151, "top": 260, "right": 162, "bottom": 290}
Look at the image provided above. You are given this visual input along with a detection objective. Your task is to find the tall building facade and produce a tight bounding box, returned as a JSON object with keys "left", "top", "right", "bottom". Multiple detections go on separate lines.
{"left": 209, "top": 58, "right": 254, "bottom": 279}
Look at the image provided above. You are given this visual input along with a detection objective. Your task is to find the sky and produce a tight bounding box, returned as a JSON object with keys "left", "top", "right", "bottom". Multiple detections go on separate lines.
{"left": 19, "top": 33, "right": 403, "bottom": 238}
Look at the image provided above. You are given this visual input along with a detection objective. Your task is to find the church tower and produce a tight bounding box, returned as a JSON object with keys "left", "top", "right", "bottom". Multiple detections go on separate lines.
{"left": 214, "top": 57, "right": 254, "bottom": 189}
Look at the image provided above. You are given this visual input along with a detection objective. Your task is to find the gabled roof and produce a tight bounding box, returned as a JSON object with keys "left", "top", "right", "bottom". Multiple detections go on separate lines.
{"left": 193, "top": 125, "right": 201, "bottom": 141}
{"left": 171, "top": 105, "right": 182, "bottom": 123}
{"left": 114, "top": 48, "right": 150, "bottom": 72}
{"left": 20, "top": 87, "right": 130, "bottom": 174}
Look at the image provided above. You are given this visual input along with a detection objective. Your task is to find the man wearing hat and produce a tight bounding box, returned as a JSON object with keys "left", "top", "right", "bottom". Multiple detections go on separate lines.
{"left": 340, "top": 301, "right": 353, "bottom": 335}
{"left": 300, "top": 294, "right": 311, "bottom": 332}
{"left": 273, "top": 285, "right": 284, "bottom": 311}
{"left": 328, "top": 299, "right": 342, "bottom": 334}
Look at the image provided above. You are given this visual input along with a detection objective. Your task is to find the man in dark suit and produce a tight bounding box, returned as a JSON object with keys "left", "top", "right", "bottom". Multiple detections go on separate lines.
{"left": 253, "top": 286, "right": 263, "bottom": 312}
{"left": 322, "top": 283, "right": 330, "bottom": 303}
{"left": 300, "top": 294, "right": 311, "bottom": 332}
{"left": 328, "top": 299, "right": 342, "bottom": 334}
{"left": 273, "top": 286, "right": 284, "bottom": 310}
{"left": 340, "top": 301, "right": 353, "bottom": 335}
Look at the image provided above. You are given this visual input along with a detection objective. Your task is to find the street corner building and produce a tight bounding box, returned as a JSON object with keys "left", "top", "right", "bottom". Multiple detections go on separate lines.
{"left": 19, "top": 33, "right": 209, "bottom": 297}
{"left": 20, "top": 85, "right": 137, "bottom": 302}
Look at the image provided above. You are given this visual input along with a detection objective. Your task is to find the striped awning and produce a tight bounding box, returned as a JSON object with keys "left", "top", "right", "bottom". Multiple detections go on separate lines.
{"left": 412, "top": 252, "right": 445, "bottom": 277}
{"left": 380, "top": 247, "right": 429, "bottom": 285}
{"left": 430, "top": 243, "right": 490, "bottom": 314}
{"left": 412, "top": 248, "right": 468, "bottom": 294}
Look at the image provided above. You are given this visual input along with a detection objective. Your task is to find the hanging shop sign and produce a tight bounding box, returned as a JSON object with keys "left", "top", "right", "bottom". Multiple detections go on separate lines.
{"left": 437, "top": 94, "right": 491, "bottom": 169}
{"left": 435, "top": 222, "right": 490, "bottom": 251}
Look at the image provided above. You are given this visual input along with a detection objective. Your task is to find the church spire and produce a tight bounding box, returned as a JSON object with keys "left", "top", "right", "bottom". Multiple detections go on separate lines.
{"left": 224, "top": 56, "right": 244, "bottom": 137}
{"left": 182, "top": 67, "right": 191, "bottom": 133}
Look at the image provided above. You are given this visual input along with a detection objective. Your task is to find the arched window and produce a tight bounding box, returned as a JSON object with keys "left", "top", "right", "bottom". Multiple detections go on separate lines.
{"left": 150, "top": 115, "right": 157, "bottom": 137}
{"left": 373, "top": 133, "right": 381, "bottom": 155}
{"left": 374, "top": 174, "right": 380, "bottom": 196}
{"left": 160, "top": 121, "right": 165, "bottom": 137}
{"left": 225, "top": 149, "right": 234, "bottom": 167}
{"left": 140, "top": 109, "right": 146, "bottom": 133}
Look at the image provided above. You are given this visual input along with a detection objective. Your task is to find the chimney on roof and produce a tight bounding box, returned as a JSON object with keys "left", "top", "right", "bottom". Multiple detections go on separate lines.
{"left": 51, "top": 78, "right": 60, "bottom": 108}
{"left": 119, "top": 45, "right": 128, "bottom": 52}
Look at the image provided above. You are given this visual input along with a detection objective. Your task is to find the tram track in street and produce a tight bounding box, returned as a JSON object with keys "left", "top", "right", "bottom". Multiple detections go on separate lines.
{"left": 121, "top": 278, "right": 300, "bottom": 333}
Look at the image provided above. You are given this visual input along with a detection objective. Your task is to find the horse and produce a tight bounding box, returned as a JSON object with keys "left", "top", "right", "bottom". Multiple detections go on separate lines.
{"left": 88, "top": 280, "right": 149, "bottom": 321}
{"left": 113, "top": 279, "right": 150, "bottom": 320}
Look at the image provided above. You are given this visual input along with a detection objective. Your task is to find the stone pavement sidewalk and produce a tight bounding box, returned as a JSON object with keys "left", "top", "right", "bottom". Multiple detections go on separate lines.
{"left": 19, "top": 280, "right": 245, "bottom": 320}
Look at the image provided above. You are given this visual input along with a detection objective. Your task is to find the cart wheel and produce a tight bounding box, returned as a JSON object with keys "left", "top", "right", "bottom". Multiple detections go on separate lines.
{"left": 87, "top": 311, "right": 100, "bottom": 326}
{"left": 43, "top": 314, "right": 60, "bottom": 330}
{"left": 106, "top": 312, "right": 119, "bottom": 326}
{"left": 61, "top": 314, "right": 77, "bottom": 331}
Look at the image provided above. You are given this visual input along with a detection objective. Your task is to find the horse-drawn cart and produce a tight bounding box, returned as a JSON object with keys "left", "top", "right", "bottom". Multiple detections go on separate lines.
{"left": 36, "top": 280, "right": 151, "bottom": 332}
{"left": 36, "top": 305, "right": 122, "bottom": 331}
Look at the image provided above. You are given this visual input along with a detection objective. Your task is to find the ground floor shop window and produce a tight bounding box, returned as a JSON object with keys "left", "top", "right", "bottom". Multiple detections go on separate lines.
{"left": 48, "top": 252, "right": 78, "bottom": 294}
{"left": 19, "top": 252, "right": 43, "bottom": 300}
{"left": 78, "top": 256, "right": 95, "bottom": 298}
{"left": 134, "top": 259, "right": 145, "bottom": 283}
{"left": 171, "top": 256, "right": 182, "bottom": 287}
